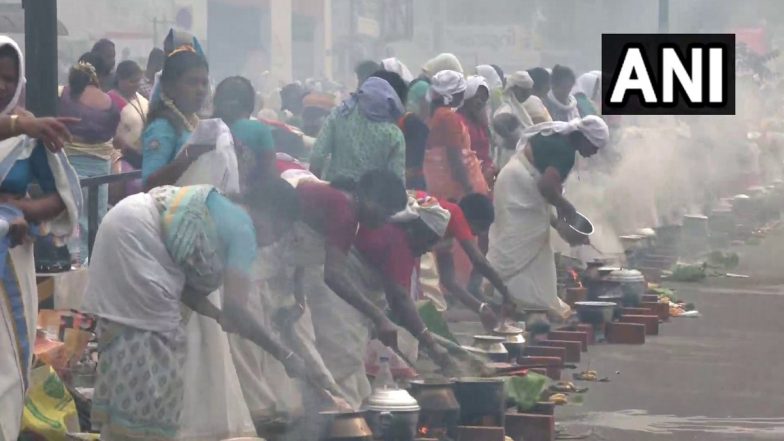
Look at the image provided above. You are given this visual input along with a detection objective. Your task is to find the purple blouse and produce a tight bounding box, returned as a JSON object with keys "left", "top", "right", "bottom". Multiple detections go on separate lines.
{"left": 58, "top": 87, "right": 121, "bottom": 143}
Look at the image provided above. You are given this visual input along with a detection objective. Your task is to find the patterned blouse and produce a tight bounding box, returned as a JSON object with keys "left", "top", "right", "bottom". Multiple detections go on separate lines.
{"left": 309, "top": 106, "right": 405, "bottom": 182}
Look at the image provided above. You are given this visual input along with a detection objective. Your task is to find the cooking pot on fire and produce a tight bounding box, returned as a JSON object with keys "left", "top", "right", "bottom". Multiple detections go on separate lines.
{"left": 492, "top": 324, "right": 526, "bottom": 358}
{"left": 319, "top": 410, "right": 374, "bottom": 441}
{"left": 363, "top": 387, "right": 420, "bottom": 441}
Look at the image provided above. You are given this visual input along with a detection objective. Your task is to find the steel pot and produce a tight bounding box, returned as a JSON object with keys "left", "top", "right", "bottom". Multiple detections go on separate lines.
{"left": 606, "top": 268, "right": 646, "bottom": 307}
{"left": 471, "top": 335, "right": 509, "bottom": 362}
{"left": 364, "top": 387, "right": 420, "bottom": 441}
{"left": 492, "top": 324, "right": 526, "bottom": 358}
{"left": 574, "top": 301, "right": 616, "bottom": 326}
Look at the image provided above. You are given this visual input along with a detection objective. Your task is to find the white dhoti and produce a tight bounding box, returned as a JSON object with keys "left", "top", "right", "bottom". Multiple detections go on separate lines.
{"left": 487, "top": 153, "right": 571, "bottom": 318}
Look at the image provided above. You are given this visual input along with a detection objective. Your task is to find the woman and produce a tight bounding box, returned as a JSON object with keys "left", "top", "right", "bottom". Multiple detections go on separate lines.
{"left": 142, "top": 49, "right": 211, "bottom": 190}
{"left": 424, "top": 70, "right": 488, "bottom": 201}
{"left": 457, "top": 75, "right": 495, "bottom": 186}
{"left": 0, "top": 36, "right": 82, "bottom": 441}
{"left": 487, "top": 116, "right": 609, "bottom": 319}
{"left": 476, "top": 64, "right": 505, "bottom": 113}
{"left": 142, "top": 50, "right": 261, "bottom": 441}
{"left": 212, "top": 75, "right": 276, "bottom": 188}
{"left": 59, "top": 52, "right": 121, "bottom": 263}
{"left": 83, "top": 180, "right": 322, "bottom": 441}
{"left": 401, "top": 79, "right": 430, "bottom": 190}
{"left": 301, "top": 91, "right": 336, "bottom": 137}
{"left": 281, "top": 169, "right": 407, "bottom": 409}
{"left": 544, "top": 65, "right": 580, "bottom": 122}
{"left": 110, "top": 60, "right": 149, "bottom": 202}
{"left": 525, "top": 67, "right": 553, "bottom": 124}
{"left": 422, "top": 53, "right": 463, "bottom": 79}
{"left": 309, "top": 73, "right": 406, "bottom": 182}
{"left": 493, "top": 71, "right": 535, "bottom": 170}
{"left": 573, "top": 70, "right": 602, "bottom": 117}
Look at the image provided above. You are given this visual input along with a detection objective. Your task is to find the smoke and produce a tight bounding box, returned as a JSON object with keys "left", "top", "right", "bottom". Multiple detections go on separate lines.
{"left": 556, "top": 76, "right": 778, "bottom": 260}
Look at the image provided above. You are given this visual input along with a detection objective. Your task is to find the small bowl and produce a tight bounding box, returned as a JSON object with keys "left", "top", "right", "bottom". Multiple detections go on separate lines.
{"left": 568, "top": 212, "right": 594, "bottom": 236}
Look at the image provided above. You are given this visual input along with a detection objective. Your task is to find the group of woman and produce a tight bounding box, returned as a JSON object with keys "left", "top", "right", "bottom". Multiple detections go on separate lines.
{"left": 1, "top": 30, "right": 613, "bottom": 441}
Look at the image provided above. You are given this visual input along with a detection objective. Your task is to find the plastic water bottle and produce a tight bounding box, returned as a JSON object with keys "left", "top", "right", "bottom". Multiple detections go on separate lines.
{"left": 373, "top": 355, "right": 397, "bottom": 390}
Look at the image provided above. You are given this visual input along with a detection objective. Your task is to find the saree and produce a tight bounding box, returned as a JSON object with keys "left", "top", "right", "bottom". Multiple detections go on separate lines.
{"left": 486, "top": 152, "right": 570, "bottom": 318}
{"left": 424, "top": 108, "right": 488, "bottom": 201}
{"left": 0, "top": 137, "right": 81, "bottom": 441}
{"left": 168, "top": 122, "right": 254, "bottom": 440}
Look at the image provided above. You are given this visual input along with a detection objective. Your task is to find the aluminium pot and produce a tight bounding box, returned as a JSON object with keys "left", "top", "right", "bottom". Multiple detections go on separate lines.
{"left": 363, "top": 387, "right": 420, "bottom": 441}
{"left": 492, "top": 324, "right": 526, "bottom": 359}
{"left": 472, "top": 335, "right": 509, "bottom": 362}
{"left": 605, "top": 268, "right": 646, "bottom": 307}
{"left": 319, "top": 410, "right": 374, "bottom": 441}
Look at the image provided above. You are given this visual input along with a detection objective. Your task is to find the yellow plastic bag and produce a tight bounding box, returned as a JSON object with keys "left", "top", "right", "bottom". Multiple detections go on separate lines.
{"left": 20, "top": 366, "right": 79, "bottom": 441}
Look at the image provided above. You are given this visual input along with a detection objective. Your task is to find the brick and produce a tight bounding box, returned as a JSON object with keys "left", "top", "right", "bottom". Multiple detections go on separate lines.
{"left": 564, "top": 287, "right": 587, "bottom": 306}
{"left": 548, "top": 330, "right": 589, "bottom": 351}
{"left": 619, "top": 314, "right": 660, "bottom": 335}
{"left": 605, "top": 322, "right": 646, "bottom": 344}
{"left": 538, "top": 340, "right": 581, "bottom": 363}
{"left": 516, "top": 356, "right": 563, "bottom": 380}
{"left": 505, "top": 412, "right": 555, "bottom": 441}
{"left": 523, "top": 346, "right": 566, "bottom": 363}
{"left": 457, "top": 426, "right": 505, "bottom": 441}
{"left": 621, "top": 307, "right": 655, "bottom": 316}
{"left": 641, "top": 301, "right": 670, "bottom": 321}
{"left": 575, "top": 324, "right": 595, "bottom": 344}
{"left": 528, "top": 402, "right": 556, "bottom": 416}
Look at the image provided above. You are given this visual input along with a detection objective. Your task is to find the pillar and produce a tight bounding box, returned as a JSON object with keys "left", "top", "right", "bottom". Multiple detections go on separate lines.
{"left": 322, "top": 0, "right": 334, "bottom": 79}
{"left": 22, "top": 0, "right": 58, "bottom": 117}
{"left": 269, "top": 0, "right": 293, "bottom": 85}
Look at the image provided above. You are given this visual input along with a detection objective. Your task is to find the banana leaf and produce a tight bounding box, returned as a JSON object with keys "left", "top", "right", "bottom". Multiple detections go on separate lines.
{"left": 417, "top": 300, "right": 458, "bottom": 343}
{"left": 505, "top": 372, "right": 549, "bottom": 411}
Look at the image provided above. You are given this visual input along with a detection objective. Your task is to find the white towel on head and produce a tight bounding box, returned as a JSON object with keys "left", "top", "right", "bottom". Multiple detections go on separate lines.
{"left": 427, "top": 70, "right": 466, "bottom": 106}
{"left": 517, "top": 115, "right": 610, "bottom": 150}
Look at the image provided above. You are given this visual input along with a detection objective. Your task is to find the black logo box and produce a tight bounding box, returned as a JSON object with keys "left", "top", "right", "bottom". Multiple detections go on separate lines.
{"left": 601, "top": 33, "right": 735, "bottom": 115}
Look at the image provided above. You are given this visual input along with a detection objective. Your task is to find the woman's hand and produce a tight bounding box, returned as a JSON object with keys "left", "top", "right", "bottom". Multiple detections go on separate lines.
{"left": 479, "top": 302, "right": 499, "bottom": 331}
{"left": 17, "top": 116, "right": 79, "bottom": 152}
{"left": 375, "top": 317, "right": 399, "bottom": 351}
{"left": 556, "top": 201, "right": 577, "bottom": 223}
{"left": 8, "top": 217, "right": 29, "bottom": 247}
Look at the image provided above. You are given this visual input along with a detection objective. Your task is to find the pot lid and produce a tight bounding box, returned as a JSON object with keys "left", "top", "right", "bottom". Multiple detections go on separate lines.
{"left": 733, "top": 194, "right": 751, "bottom": 200}
{"left": 493, "top": 323, "right": 524, "bottom": 335}
{"left": 473, "top": 335, "right": 506, "bottom": 342}
{"left": 607, "top": 268, "right": 645, "bottom": 282}
{"left": 365, "top": 387, "right": 420, "bottom": 412}
{"left": 635, "top": 228, "right": 656, "bottom": 237}
{"left": 619, "top": 234, "right": 645, "bottom": 241}
{"left": 683, "top": 214, "right": 708, "bottom": 220}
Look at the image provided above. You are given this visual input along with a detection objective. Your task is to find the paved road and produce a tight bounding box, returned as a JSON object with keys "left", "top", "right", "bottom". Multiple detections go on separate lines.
{"left": 558, "top": 228, "right": 784, "bottom": 440}
{"left": 452, "top": 228, "right": 784, "bottom": 440}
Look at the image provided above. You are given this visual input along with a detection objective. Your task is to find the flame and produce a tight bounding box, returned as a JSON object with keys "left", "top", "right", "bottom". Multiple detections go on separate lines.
{"left": 568, "top": 268, "right": 583, "bottom": 288}
{"left": 418, "top": 426, "right": 429, "bottom": 436}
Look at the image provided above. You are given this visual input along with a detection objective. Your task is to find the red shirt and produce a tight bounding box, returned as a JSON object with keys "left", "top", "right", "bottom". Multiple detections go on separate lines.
{"left": 355, "top": 224, "right": 416, "bottom": 289}
{"left": 276, "top": 157, "right": 307, "bottom": 173}
{"left": 414, "top": 191, "right": 474, "bottom": 242}
{"left": 296, "top": 181, "right": 358, "bottom": 252}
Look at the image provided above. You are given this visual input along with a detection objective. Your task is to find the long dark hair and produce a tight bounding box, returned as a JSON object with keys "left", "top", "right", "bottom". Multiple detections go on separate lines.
{"left": 145, "top": 50, "right": 208, "bottom": 135}
{"left": 68, "top": 52, "right": 104, "bottom": 100}
{"left": 212, "top": 76, "right": 255, "bottom": 124}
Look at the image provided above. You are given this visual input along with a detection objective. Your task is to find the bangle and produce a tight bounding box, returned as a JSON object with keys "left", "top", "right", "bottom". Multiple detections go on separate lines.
{"left": 185, "top": 147, "right": 190, "bottom": 161}
{"left": 479, "top": 303, "right": 490, "bottom": 313}
{"left": 9, "top": 115, "right": 18, "bottom": 135}
{"left": 284, "top": 351, "right": 295, "bottom": 360}
{"left": 417, "top": 327, "right": 430, "bottom": 339}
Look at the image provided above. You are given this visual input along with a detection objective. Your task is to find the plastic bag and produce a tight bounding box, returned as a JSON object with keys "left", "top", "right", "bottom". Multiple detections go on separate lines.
{"left": 176, "top": 118, "right": 240, "bottom": 194}
{"left": 20, "top": 366, "right": 79, "bottom": 441}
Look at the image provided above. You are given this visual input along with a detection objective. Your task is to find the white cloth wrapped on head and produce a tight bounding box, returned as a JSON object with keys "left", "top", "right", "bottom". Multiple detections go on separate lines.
{"left": 476, "top": 65, "right": 503, "bottom": 90}
{"left": 381, "top": 58, "right": 414, "bottom": 84}
{"left": 505, "top": 71, "right": 534, "bottom": 91}
{"left": 391, "top": 191, "right": 452, "bottom": 238}
{"left": 517, "top": 115, "right": 610, "bottom": 150}
{"left": 464, "top": 75, "right": 489, "bottom": 101}
{"left": 427, "top": 70, "right": 466, "bottom": 106}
